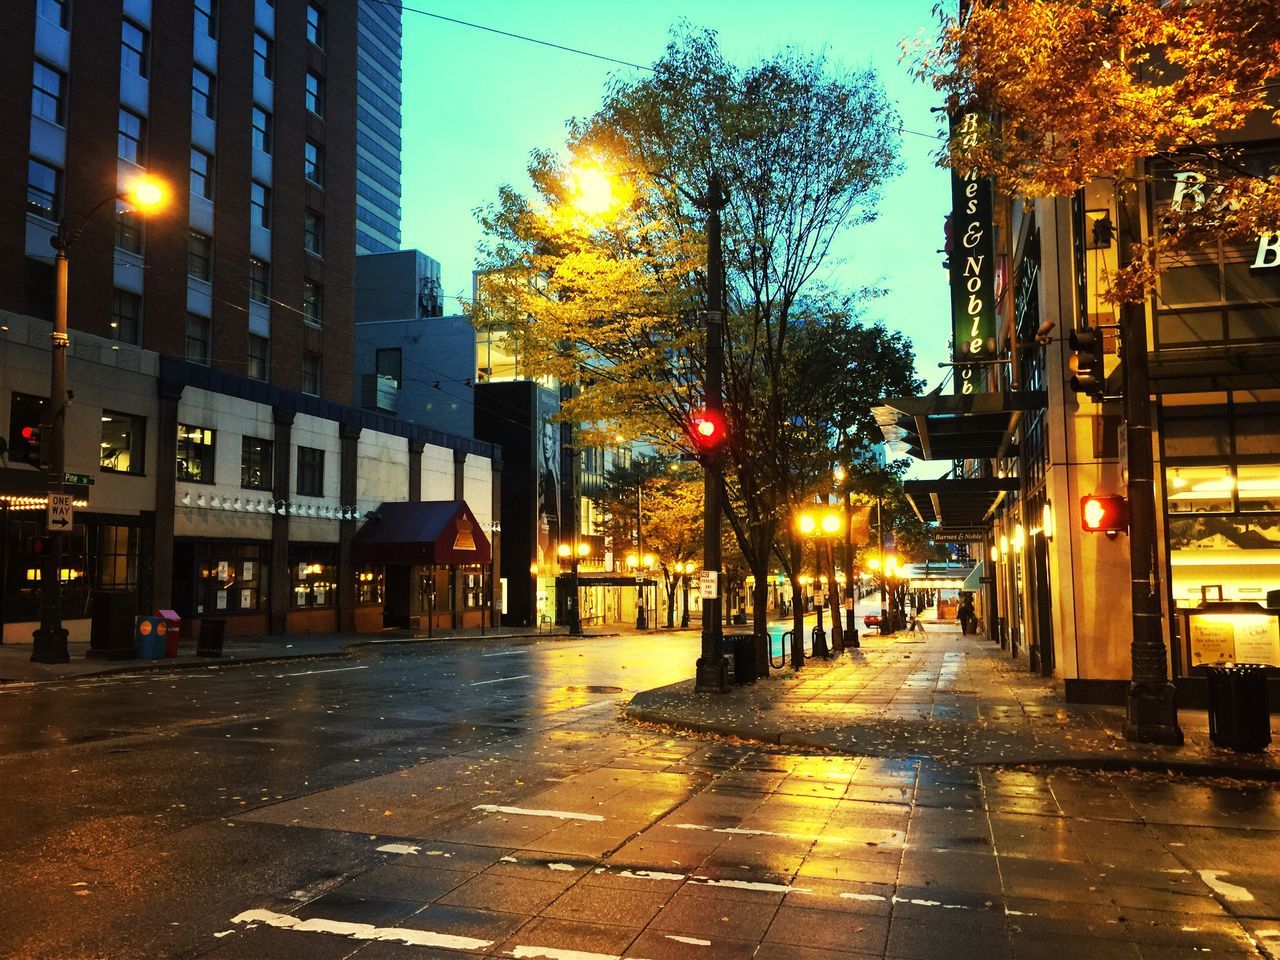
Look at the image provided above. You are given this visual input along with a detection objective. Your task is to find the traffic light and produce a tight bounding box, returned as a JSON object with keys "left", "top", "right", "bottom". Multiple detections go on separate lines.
{"left": 689, "top": 408, "right": 727, "bottom": 453}
{"left": 1068, "top": 326, "right": 1106, "bottom": 400}
{"left": 15, "top": 424, "right": 43, "bottom": 467}
{"left": 1080, "top": 494, "right": 1128, "bottom": 535}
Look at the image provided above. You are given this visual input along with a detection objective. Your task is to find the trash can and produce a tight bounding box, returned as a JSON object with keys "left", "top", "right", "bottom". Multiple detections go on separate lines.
{"left": 1205, "top": 663, "right": 1272, "bottom": 752}
{"left": 197, "top": 618, "right": 227, "bottom": 658}
{"left": 726, "top": 632, "right": 757, "bottom": 684}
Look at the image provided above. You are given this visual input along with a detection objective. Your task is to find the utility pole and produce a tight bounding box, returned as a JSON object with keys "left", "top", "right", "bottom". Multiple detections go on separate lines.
{"left": 1120, "top": 301, "right": 1183, "bottom": 744}
{"left": 694, "top": 170, "right": 729, "bottom": 693}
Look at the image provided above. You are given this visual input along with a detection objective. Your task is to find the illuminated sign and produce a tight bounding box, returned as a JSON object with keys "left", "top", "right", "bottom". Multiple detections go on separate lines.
{"left": 1188, "top": 607, "right": 1280, "bottom": 667}
{"left": 950, "top": 112, "right": 998, "bottom": 394}
{"left": 1170, "top": 171, "right": 1278, "bottom": 269}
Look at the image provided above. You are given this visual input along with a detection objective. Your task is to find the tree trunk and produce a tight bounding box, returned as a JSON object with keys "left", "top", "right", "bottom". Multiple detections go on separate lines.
{"left": 666, "top": 581, "right": 676, "bottom": 628}
{"left": 751, "top": 556, "right": 771, "bottom": 677}
{"left": 789, "top": 538, "right": 805, "bottom": 670}
{"left": 826, "top": 541, "right": 844, "bottom": 653}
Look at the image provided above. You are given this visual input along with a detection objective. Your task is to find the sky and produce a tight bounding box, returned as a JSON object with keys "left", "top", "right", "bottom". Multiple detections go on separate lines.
{"left": 399, "top": 0, "right": 953, "bottom": 392}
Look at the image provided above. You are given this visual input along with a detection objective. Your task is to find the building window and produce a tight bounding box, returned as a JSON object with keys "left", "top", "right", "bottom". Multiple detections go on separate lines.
{"left": 97, "top": 525, "right": 140, "bottom": 590}
{"left": 303, "top": 210, "right": 323, "bottom": 256}
{"left": 302, "top": 351, "right": 320, "bottom": 395}
{"left": 32, "top": 61, "right": 65, "bottom": 125}
{"left": 306, "top": 3, "right": 325, "bottom": 48}
{"left": 355, "top": 567, "right": 383, "bottom": 605}
{"left": 190, "top": 148, "right": 213, "bottom": 201}
{"left": 304, "top": 140, "right": 322, "bottom": 186}
{"left": 375, "top": 348, "right": 402, "bottom": 386}
{"left": 305, "top": 71, "right": 323, "bottom": 116}
{"left": 8, "top": 393, "right": 48, "bottom": 461}
{"left": 115, "top": 210, "right": 143, "bottom": 255}
{"left": 290, "top": 545, "right": 337, "bottom": 608}
{"left": 251, "top": 106, "right": 271, "bottom": 154}
{"left": 196, "top": 543, "right": 266, "bottom": 614}
{"left": 176, "top": 424, "right": 215, "bottom": 483}
{"left": 247, "top": 333, "right": 269, "bottom": 381}
{"left": 250, "top": 181, "right": 269, "bottom": 228}
{"left": 296, "top": 446, "right": 324, "bottom": 497}
{"left": 37, "top": 0, "right": 68, "bottom": 29}
{"left": 249, "top": 257, "right": 270, "bottom": 304}
{"left": 117, "top": 109, "right": 146, "bottom": 164}
{"left": 27, "top": 158, "right": 61, "bottom": 220}
{"left": 111, "top": 290, "right": 141, "bottom": 344}
{"left": 253, "top": 31, "right": 272, "bottom": 80}
{"left": 188, "top": 231, "right": 212, "bottom": 281}
{"left": 241, "top": 436, "right": 273, "bottom": 490}
{"left": 302, "top": 279, "right": 322, "bottom": 327}
{"left": 194, "top": 0, "right": 216, "bottom": 39}
{"left": 121, "top": 20, "right": 148, "bottom": 78}
{"left": 185, "top": 313, "right": 210, "bottom": 364}
{"left": 192, "top": 66, "right": 215, "bottom": 119}
{"left": 100, "top": 411, "right": 145, "bottom": 474}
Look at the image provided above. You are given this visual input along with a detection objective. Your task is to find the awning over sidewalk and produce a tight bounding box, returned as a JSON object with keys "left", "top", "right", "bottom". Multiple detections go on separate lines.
{"left": 351, "top": 500, "right": 491, "bottom": 565}
{"left": 962, "top": 562, "right": 984, "bottom": 592}
{"left": 873, "top": 390, "right": 1046, "bottom": 461}
{"left": 904, "top": 476, "right": 1020, "bottom": 542}
{"left": 1148, "top": 345, "right": 1280, "bottom": 393}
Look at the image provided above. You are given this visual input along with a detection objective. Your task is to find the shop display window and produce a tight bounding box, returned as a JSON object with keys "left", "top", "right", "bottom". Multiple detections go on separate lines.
{"left": 195, "top": 543, "right": 266, "bottom": 614}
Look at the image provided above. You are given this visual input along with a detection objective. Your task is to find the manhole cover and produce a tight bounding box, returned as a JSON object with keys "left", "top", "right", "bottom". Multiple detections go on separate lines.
{"left": 566, "top": 685, "right": 623, "bottom": 694}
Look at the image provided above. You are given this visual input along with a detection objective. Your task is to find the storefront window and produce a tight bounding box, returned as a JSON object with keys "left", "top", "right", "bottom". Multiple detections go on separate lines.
{"left": 96, "top": 524, "right": 138, "bottom": 588}
{"left": 196, "top": 543, "right": 266, "bottom": 614}
{"left": 355, "top": 567, "right": 383, "bottom": 604}
{"left": 0, "top": 515, "right": 87, "bottom": 620}
{"left": 421, "top": 566, "right": 451, "bottom": 613}
{"left": 1166, "top": 465, "right": 1236, "bottom": 514}
{"left": 461, "top": 565, "right": 487, "bottom": 609}
{"left": 290, "top": 544, "right": 337, "bottom": 608}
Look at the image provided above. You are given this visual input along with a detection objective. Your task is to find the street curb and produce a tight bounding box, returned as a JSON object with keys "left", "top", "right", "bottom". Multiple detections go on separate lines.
{"left": 623, "top": 704, "right": 1280, "bottom": 780}
{"left": 0, "top": 629, "right": 572, "bottom": 685}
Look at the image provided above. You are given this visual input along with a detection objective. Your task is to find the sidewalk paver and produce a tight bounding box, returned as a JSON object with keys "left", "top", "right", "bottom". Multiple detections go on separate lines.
{"left": 627, "top": 626, "right": 1280, "bottom": 778}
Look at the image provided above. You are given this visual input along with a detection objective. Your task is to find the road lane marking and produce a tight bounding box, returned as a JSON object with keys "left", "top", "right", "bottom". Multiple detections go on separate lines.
{"left": 1197, "top": 870, "right": 1255, "bottom": 902}
{"left": 665, "top": 936, "right": 711, "bottom": 946}
{"left": 231, "top": 909, "right": 493, "bottom": 950}
{"left": 468, "top": 674, "right": 532, "bottom": 686}
{"left": 692, "top": 877, "right": 810, "bottom": 894}
{"left": 278, "top": 665, "right": 369, "bottom": 678}
{"left": 481, "top": 650, "right": 525, "bottom": 657}
{"left": 671, "top": 823, "right": 853, "bottom": 843}
{"left": 473, "top": 804, "right": 604, "bottom": 822}
{"left": 618, "top": 869, "right": 685, "bottom": 881}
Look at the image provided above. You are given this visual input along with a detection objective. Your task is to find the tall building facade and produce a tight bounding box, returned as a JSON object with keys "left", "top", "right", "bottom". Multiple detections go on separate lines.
{"left": 2, "top": 0, "right": 358, "bottom": 402}
{"left": 354, "top": 0, "right": 402, "bottom": 254}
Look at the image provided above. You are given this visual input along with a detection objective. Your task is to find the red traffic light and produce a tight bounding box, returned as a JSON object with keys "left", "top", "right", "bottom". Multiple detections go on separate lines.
{"left": 1080, "top": 494, "right": 1128, "bottom": 534}
{"left": 690, "top": 408, "right": 726, "bottom": 451}
{"left": 17, "top": 424, "right": 42, "bottom": 467}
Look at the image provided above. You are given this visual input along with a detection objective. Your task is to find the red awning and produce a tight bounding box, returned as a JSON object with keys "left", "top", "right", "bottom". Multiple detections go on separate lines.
{"left": 351, "top": 500, "right": 491, "bottom": 565}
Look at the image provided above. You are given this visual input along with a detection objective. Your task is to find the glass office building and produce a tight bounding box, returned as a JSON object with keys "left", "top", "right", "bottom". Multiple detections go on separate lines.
{"left": 356, "top": 0, "right": 403, "bottom": 254}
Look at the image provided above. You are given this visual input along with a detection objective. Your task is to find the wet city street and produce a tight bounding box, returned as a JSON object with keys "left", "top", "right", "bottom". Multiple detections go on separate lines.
{"left": 1, "top": 630, "right": 1278, "bottom": 960}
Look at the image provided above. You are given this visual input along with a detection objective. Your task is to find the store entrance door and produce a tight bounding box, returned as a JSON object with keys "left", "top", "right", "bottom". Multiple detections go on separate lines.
{"left": 172, "top": 541, "right": 198, "bottom": 624}
{"left": 384, "top": 565, "right": 410, "bottom": 628}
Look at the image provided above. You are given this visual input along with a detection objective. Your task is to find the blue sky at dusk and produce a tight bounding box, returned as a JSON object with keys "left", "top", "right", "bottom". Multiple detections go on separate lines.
{"left": 399, "top": 1, "right": 953, "bottom": 391}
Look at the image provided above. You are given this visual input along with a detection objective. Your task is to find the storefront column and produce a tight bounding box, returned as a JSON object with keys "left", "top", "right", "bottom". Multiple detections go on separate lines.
{"left": 453, "top": 449, "right": 466, "bottom": 499}
{"left": 407, "top": 439, "right": 425, "bottom": 624}
{"left": 150, "top": 381, "right": 184, "bottom": 611}
{"left": 337, "top": 422, "right": 361, "bottom": 632}
{"left": 269, "top": 407, "right": 295, "bottom": 635}
{"left": 491, "top": 459, "right": 502, "bottom": 628}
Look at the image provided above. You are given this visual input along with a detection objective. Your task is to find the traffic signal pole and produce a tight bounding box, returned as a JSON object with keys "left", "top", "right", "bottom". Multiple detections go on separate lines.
{"left": 31, "top": 238, "right": 70, "bottom": 664}
{"left": 1119, "top": 303, "right": 1183, "bottom": 744}
{"left": 694, "top": 171, "right": 729, "bottom": 694}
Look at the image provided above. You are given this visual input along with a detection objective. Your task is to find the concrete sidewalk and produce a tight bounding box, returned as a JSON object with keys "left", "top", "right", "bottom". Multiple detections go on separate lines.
{"left": 0, "top": 623, "right": 583, "bottom": 684}
{"left": 628, "top": 624, "right": 1280, "bottom": 778}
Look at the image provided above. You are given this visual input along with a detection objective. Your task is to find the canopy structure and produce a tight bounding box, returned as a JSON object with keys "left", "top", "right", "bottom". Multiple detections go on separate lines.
{"left": 351, "top": 500, "right": 490, "bottom": 565}
{"left": 873, "top": 390, "right": 1046, "bottom": 462}
{"left": 903, "top": 476, "right": 1020, "bottom": 543}
{"left": 1148, "top": 344, "right": 1280, "bottom": 394}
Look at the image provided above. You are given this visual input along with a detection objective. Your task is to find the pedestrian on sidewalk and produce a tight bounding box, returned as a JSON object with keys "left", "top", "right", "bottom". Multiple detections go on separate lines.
{"left": 958, "top": 593, "right": 975, "bottom": 635}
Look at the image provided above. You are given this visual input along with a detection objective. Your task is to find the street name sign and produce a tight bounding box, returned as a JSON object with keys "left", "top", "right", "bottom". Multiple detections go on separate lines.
{"left": 62, "top": 472, "right": 95, "bottom": 486}
{"left": 47, "top": 492, "right": 74, "bottom": 531}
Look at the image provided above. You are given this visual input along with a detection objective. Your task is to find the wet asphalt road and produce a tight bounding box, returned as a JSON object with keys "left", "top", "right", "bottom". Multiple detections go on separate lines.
{"left": 1, "top": 631, "right": 1278, "bottom": 960}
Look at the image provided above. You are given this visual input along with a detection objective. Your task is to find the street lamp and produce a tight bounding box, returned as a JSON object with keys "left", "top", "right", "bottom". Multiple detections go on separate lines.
{"left": 795, "top": 505, "right": 844, "bottom": 659}
{"left": 558, "top": 540, "right": 590, "bottom": 636}
{"left": 674, "top": 560, "right": 697, "bottom": 628}
{"left": 31, "top": 173, "right": 169, "bottom": 664}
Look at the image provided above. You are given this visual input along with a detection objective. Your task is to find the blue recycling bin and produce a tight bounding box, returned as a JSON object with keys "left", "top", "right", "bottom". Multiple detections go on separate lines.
{"left": 134, "top": 616, "right": 168, "bottom": 659}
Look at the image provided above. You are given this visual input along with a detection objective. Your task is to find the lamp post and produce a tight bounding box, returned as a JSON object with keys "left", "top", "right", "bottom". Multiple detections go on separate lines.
{"left": 676, "top": 561, "right": 696, "bottom": 628}
{"left": 558, "top": 540, "right": 589, "bottom": 635}
{"left": 833, "top": 465, "right": 860, "bottom": 649}
{"left": 795, "top": 506, "right": 843, "bottom": 659}
{"left": 31, "top": 175, "right": 168, "bottom": 664}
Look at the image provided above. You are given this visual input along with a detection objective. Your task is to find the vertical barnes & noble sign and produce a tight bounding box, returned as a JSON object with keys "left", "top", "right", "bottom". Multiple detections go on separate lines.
{"left": 951, "top": 111, "right": 997, "bottom": 395}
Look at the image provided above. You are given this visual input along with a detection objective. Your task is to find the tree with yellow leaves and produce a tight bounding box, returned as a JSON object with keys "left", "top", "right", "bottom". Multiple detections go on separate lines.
{"left": 911, "top": 0, "right": 1280, "bottom": 300}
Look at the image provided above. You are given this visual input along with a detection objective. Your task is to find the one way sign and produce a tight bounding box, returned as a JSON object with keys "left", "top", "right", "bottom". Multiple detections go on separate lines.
{"left": 47, "top": 492, "right": 74, "bottom": 531}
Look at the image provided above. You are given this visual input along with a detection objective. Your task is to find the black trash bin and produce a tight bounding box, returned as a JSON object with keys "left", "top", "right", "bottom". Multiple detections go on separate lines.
{"left": 726, "top": 632, "right": 756, "bottom": 684}
{"left": 197, "top": 618, "right": 227, "bottom": 658}
{"left": 1205, "top": 663, "right": 1271, "bottom": 752}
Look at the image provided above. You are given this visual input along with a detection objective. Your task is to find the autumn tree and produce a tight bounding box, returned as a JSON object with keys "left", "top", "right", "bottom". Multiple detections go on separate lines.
{"left": 910, "top": 0, "right": 1280, "bottom": 300}
{"left": 474, "top": 25, "right": 906, "bottom": 668}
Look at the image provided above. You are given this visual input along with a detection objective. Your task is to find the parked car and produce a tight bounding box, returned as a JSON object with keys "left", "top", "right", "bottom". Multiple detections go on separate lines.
{"left": 863, "top": 613, "right": 881, "bottom": 629}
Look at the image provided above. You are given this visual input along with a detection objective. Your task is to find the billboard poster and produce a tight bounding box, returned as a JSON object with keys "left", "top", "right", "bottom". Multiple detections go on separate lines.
{"left": 535, "top": 386, "right": 561, "bottom": 575}
{"left": 950, "top": 111, "right": 998, "bottom": 395}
